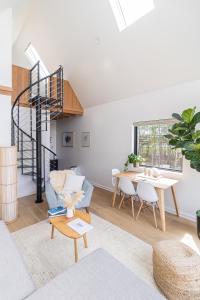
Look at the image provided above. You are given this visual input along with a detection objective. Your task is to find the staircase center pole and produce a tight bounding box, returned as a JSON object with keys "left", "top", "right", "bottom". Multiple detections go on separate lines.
{"left": 35, "top": 97, "right": 43, "bottom": 203}
{"left": 35, "top": 62, "right": 43, "bottom": 204}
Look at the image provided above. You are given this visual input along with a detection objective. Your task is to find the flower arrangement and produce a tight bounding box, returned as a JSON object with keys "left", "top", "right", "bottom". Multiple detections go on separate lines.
{"left": 58, "top": 191, "right": 84, "bottom": 209}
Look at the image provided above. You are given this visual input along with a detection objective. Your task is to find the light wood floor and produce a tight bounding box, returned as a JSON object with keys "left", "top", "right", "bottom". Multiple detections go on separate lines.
{"left": 7, "top": 187, "right": 200, "bottom": 250}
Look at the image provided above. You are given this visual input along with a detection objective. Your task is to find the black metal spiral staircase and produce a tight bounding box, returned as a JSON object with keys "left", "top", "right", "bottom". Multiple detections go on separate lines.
{"left": 11, "top": 62, "right": 63, "bottom": 203}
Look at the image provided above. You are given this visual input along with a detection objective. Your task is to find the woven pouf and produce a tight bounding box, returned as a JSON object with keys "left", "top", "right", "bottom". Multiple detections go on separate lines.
{"left": 153, "top": 240, "right": 200, "bottom": 300}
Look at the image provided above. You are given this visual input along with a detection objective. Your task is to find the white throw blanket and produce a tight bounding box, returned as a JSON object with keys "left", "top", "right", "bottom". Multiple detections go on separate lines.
{"left": 49, "top": 170, "right": 75, "bottom": 193}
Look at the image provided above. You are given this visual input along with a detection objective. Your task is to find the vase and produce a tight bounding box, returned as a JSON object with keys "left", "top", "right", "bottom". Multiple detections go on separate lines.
{"left": 66, "top": 208, "right": 74, "bottom": 218}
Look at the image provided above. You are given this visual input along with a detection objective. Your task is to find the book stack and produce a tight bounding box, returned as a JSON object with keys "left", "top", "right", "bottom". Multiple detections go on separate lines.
{"left": 48, "top": 206, "right": 67, "bottom": 218}
{"left": 68, "top": 218, "right": 93, "bottom": 235}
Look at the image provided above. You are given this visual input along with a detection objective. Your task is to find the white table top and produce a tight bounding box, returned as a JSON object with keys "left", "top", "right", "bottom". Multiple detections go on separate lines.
{"left": 114, "top": 172, "right": 178, "bottom": 190}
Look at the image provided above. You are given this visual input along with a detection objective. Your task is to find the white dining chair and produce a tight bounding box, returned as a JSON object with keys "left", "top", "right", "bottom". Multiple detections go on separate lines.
{"left": 136, "top": 181, "right": 159, "bottom": 228}
{"left": 118, "top": 177, "right": 137, "bottom": 218}
{"left": 112, "top": 169, "right": 120, "bottom": 187}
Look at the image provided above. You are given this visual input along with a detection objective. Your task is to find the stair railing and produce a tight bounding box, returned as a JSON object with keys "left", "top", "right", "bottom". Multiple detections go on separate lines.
{"left": 11, "top": 64, "right": 63, "bottom": 203}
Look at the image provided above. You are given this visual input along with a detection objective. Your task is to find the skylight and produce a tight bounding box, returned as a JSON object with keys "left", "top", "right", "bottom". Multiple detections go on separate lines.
{"left": 109, "top": 0, "right": 155, "bottom": 31}
{"left": 25, "top": 43, "right": 49, "bottom": 78}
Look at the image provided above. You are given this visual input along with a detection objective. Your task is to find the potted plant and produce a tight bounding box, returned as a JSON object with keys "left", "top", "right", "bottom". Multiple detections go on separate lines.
{"left": 124, "top": 153, "right": 144, "bottom": 170}
{"left": 165, "top": 107, "right": 200, "bottom": 239}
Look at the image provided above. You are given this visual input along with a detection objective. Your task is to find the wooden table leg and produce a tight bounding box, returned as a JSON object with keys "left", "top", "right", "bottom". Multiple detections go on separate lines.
{"left": 51, "top": 224, "right": 55, "bottom": 239}
{"left": 171, "top": 186, "right": 179, "bottom": 217}
{"left": 74, "top": 239, "right": 78, "bottom": 263}
{"left": 157, "top": 188, "right": 166, "bottom": 232}
{"left": 112, "top": 177, "right": 119, "bottom": 207}
{"left": 83, "top": 233, "right": 88, "bottom": 248}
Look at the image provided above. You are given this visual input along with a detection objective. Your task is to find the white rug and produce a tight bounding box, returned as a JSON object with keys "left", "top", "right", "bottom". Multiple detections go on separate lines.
{"left": 12, "top": 214, "right": 155, "bottom": 289}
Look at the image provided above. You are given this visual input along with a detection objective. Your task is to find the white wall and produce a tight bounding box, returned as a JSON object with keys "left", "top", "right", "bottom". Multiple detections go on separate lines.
{"left": 57, "top": 80, "right": 200, "bottom": 222}
{"left": 0, "top": 8, "right": 12, "bottom": 147}
{"left": 50, "top": 121, "right": 57, "bottom": 153}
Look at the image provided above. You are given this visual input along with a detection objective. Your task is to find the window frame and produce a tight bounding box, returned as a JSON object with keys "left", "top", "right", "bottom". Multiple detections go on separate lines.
{"left": 133, "top": 119, "right": 183, "bottom": 173}
{"left": 24, "top": 43, "right": 49, "bottom": 78}
{"left": 108, "top": 0, "right": 155, "bottom": 32}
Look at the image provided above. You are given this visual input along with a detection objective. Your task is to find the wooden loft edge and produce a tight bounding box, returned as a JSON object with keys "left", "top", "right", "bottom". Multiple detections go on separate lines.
{"left": 0, "top": 85, "right": 13, "bottom": 96}
{"left": 63, "top": 109, "right": 83, "bottom": 116}
{"left": 12, "top": 64, "right": 26, "bottom": 69}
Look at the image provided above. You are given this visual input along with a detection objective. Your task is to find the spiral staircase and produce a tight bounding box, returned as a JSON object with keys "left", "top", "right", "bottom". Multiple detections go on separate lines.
{"left": 11, "top": 62, "right": 63, "bottom": 203}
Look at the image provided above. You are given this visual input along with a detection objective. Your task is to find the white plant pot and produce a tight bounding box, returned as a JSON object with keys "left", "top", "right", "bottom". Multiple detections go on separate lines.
{"left": 128, "top": 163, "right": 140, "bottom": 171}
{"left": 66, "top": 208, "right": 74, "bottom": 218}
{"left": 127, "top": 164, "right": 134, "bottom": 171}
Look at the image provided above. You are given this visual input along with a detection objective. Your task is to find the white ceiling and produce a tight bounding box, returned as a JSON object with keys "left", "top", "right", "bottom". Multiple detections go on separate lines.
{"left": 13, "top": 0, "right": 200, "bottom": 107}
{"left": 0, "top": 0, "right": 34, "bottom": 44}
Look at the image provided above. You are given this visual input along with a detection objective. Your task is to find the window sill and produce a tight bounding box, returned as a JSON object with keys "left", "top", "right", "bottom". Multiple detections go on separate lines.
{"left": 159, "top": 169, "right": 183, "bottom": 180}
{"left": 127, "top": 164, "right": 183, "bottom": 180}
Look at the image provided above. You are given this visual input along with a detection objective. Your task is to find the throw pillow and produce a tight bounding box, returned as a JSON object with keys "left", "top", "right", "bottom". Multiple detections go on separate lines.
{"left": 63, "top": 174, "right": 85, "bottom": 193}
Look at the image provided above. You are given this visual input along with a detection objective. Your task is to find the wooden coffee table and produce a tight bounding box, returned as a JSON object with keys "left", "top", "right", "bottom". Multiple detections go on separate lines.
{"left": 50, "top": 210, "right": 91, "bottom": 263}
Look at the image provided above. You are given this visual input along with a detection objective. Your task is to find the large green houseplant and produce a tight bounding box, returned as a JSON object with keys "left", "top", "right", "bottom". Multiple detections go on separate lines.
{"left": 165, "top": 107, "right": 200, "bottom": 239}
{"left": 165, "top": 107, "right": 200, "bottom": 172}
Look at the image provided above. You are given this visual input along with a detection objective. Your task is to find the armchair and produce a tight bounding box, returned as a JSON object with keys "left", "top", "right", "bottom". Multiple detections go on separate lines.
{"left": 45, "top": 178, "right": 94, "bottom": 212}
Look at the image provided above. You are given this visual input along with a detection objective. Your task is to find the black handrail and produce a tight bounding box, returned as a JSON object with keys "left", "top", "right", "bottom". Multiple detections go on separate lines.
{"left": 11, "top": 66, "right": 63, "bottom": 157}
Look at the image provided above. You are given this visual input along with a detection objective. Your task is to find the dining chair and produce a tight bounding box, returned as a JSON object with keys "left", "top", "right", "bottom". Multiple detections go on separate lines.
{"left": 118, "top": 177, "right": 137, "bottom": 218}
{"left": 112, "top": 169, "right": 120, "bottom": 187}
{"left": 136, "top": 181, "right": 159, "bottom": 228}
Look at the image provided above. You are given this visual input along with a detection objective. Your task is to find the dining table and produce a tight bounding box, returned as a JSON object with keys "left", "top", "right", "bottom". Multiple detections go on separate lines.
{"left": 112, "top": 171, "right": 180, "bottom": 232}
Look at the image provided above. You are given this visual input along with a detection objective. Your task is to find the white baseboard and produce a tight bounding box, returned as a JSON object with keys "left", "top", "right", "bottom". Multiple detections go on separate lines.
{"left": 92, "top": 182, "right": 196, "bottom": 223}
{"left": 165, "top": 206, "right": 196, "bottom": 223}
{"left": 92, "top": 182, "right": 114, "bottom": 193}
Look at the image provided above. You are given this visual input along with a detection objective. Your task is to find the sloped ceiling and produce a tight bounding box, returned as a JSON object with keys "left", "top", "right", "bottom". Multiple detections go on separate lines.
{"left": 1, "top": 0, "right": 34, "bottom": 44}
{"left": 13, "top": 0, "right": 200, "bottom": 107}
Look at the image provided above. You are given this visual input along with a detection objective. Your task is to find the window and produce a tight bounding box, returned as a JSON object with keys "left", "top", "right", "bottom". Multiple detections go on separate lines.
{"left": 25, "top": 43, "right": 49, "bottom": 78}
{"left": 108, "top": 0, "right": 155, "bottom": 31}
{"left": 134, "top": 120, "right": 183, "bottom": 172}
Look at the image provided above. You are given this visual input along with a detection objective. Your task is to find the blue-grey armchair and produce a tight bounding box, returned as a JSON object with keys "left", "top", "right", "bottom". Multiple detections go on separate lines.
{"left": 45, "top": 179, "right": 94, "bottom": 212}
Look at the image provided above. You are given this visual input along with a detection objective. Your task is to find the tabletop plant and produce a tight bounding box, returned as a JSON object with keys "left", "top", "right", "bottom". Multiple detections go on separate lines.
{"left": 165, "top": 107, "right": 200, "bottom": 172}
{"left": 124, "top": 153, "right": 144, "bottom": 169}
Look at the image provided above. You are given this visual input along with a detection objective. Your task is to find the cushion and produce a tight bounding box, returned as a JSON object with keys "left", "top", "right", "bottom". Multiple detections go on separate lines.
{"left": 63, "top": 174, "right": 85, "bottom": 193}
{"left": 27, "top": 248, "right": 164, "bottom": 300}
{"left": 0, "top": 221, "right": 35, "bottom": 300}
{"left": 50, "top": 170, "right": 75, "bottom": 192}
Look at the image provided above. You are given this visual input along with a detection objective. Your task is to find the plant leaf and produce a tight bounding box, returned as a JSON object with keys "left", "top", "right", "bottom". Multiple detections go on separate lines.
{"left": 181, "top": 107, "right": 196, "bottom": 123}
{"left": 192, "top": 130, "right": 200, "bottom": 140}
{"left": 185, "top": 150, "right": 200, "bottom": 161}
{"left": 192, "top": 144, "right": 200, "bottom": 151}
{"left": 169, "top": 139, "right": 179, "bottom": 146}
{"left": 191, "top": 112, "right": 200, "bottom": 127}
{"left": 172, "top": 113, "right": 183, "bottom": 121}
{"left": 164, "top": 134, "right": 175, "bottom": 140}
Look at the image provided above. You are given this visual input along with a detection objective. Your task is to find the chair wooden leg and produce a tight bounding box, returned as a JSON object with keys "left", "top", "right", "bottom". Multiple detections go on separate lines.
{"left": 131, "top": 196, "right": 134, "bottom": 218}
{"left": 83, "top": 233, "right": 88, "bottom": 248}
{"left": 118, "top": 194, "right": 125, "bottom": 209}
{"left": 74, "top": 239, "right": 78, "bottom": 263}
{"left": 51, "top": 225, "right": 55, "bottom": 239}
{"left": 152, "top": 205, "right": 158, "bottom": 229}
{"left": 136, "top": 201, "right": 143, "bottom": 220}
